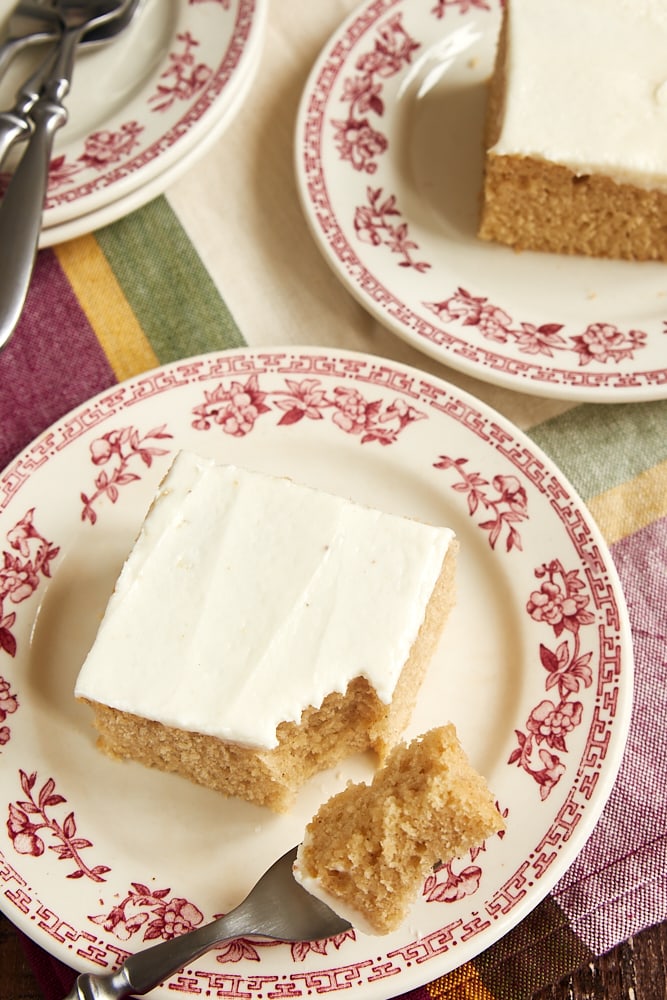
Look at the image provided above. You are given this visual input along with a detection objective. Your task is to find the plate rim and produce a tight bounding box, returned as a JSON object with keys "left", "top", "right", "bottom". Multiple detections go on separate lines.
{"left": 0, "top": 345, "right": 634, "bottom": 997}
{"left": 0, "top": 0, "right": 269, "bottom": 235}
{"left": 294, "top": 0, "right": 667, "bottom": 403}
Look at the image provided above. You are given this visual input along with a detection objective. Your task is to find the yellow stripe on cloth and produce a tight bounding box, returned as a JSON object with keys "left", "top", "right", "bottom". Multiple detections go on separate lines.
{"left": 54, "top": 234, "right": 158, "bottom": 381}
{"left": 587, "top": 459, "right": 667, "bottom": 546}
{"left": 426, "top": 964, "right": 498, "bottom": 1000}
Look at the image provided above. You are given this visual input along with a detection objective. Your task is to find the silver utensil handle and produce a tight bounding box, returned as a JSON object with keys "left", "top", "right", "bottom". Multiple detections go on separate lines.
{"left": 0, "top": 92, "right": 67, "bottom": 350}
{"left": 0, "top": 110, "right": 31, "bottom": 162}
{"left": 0, "top": 46, "right": 60, "bottom": 171}
{"left": 61, "top": 909, "right": 251, "bottom": 1000}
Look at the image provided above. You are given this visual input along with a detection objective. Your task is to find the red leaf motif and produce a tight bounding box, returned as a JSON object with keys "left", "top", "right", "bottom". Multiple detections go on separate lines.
{"left": 0, "top": 628, "right": 17, "bottom": 657}
{"left": 131, "top": 882, "right": 152, "bottom": 896}
{"left": 143, "top": 922, "right": 164, "bottom": 942}
{"left": 62, "top": 812, "right": 77, "bottom": 839}
{"left": 215, "top": 938, "right": 261, "bottom": 962}
{"left": 21, "top": 771, "right": 36, "bottom": 795}
{"left": 69, "top": 838, "right": 93, "bottom": 850}
{"left": 277, "top": 408, "right": 305, "bottom": 427}
{"left": 539, "top": 644, "right": 560, "bottom": 674}
{"left": 43, "top": 794, "right": 67, "bottom": 808}
{"left": 49, "top": 844, "right": 74, "bottom": 860}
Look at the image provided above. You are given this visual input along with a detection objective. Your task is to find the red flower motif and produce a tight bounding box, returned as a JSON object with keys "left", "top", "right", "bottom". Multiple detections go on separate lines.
{"left": 0, "top": 676, "right": 18, "bottom": 718}
{"left": 81, "top": 426, "right": 173, "bottom": 525}
{"left": 332, "top": 119, "right": 387, "bottom": 173}
{"left": 79, "top": 122, "right": 144, "bottom": 169}
{"left": 160, "top": 898, "right": 205, "bottom": 939}
{"left": 7, "top": 771, "right": 109, "bottom": 880}
{"left": 527, "top": 580, "right": 591, "bottom": 634}
{"left": 527, "top": 699, "right": 583, "bottom": 747}
{"left": 333, "top": 14, "right": 419, "bottom": 176}
{"left": 7, "top": 802, "right": 44, "bottom": 857}
{"left": 1, "top": 512, "right": 59, "bottom": 658}
{"left": 331, "top": 386, "right": 369, "bottom": 434}
{"left": 0, "top": 557, "right": 38, "bottom": 604}
{"left": 192, "top": 374, "right": 425, "bottom": 447}
{"left": 98, "top": 905, "right": 149, "bottom": 941}
{"left": 492, "top": 475, "right": 527, "bottom": 515}
{"left": 273, "top": 378, "right": 328, "bottom": 424}
{"left": 196, "top": 375, "right": 271, "bottom": 437}
{"left": 509, "top": 561, "right": 594, "bottom": 798}
{"left": 425, "top": 289, "right": 648, "bottom": 364}
{"left": 572, "top": 322, "right": 647, "bottom": 366}
{"left": 535, "top": 749, "right": 567, "bottom": 800}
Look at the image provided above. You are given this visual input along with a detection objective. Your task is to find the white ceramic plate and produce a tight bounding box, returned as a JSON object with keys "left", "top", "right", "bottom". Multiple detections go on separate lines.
{"left": 0, "top": 0, "right": 266, "bottom": 237}
{"left": 295, "top": 0, "right": 667, "bottom": 402}
{"left": 0, "top": 348, "right": 632, "bottom": 997}
{"left": 37, "top": 22, "right": 263, "bottom": 248}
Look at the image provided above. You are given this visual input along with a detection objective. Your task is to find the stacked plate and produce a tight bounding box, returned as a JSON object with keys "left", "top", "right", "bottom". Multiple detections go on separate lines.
{"left": 0, "top": 0, "right": 267, "bottom": 246}
{"left": 294, "top": 0, "right": 667, "bottom": 402}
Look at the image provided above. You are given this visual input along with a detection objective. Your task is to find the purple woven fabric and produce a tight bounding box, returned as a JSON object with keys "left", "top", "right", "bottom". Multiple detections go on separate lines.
{"left": 552, "top": 515, "right": 667, "bottom": 954}
{"left": 0, "top": 249, "right": 114, "bottom": 472}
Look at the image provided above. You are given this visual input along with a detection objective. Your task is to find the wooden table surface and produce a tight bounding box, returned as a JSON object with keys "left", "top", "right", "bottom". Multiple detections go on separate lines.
{"left": 3, "top": 911, "right": 667, "bottom": 1000}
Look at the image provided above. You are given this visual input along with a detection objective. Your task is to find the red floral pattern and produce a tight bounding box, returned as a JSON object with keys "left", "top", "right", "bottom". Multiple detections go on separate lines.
{"left": 333, "top": 13, "right": 428, "bottom": 271}
{"left": 7, "top": 771, "right": 110, "bottom": 881}
{"left": 148, "top": 32, "right": 213, "bottom": 113}
{"left": 432, "top": 0, "right": 493, "bottom": 16}
{"left": 0, "top": 676, "right": 18, "bottom": 749}
{"left": 435, "top": 455, "right": 595, "bottom": 798}
{"left": 90, "top": 884, "right": 204, "bottom": 942}
{"left": 425, "top": 288, "right": 649, "bottom": 366}
{"left": 423, "top": 810, "right": 507, "bottom": 904}
{"left": 509, "top": 561, "right": 595, "bottom": 798}
{"left": 192, "top": 374, "right": 426, "bottom": 444}
{"left": 434, "top": 456, "right": 528, "bottom": 551}
{"left": 81, "top": 425, "right": 173, "bottom": 525}
{"left": 355, "top": 187, "right": 431, "bottom": 271}
{"left": 211, "top": 927, "right": 355, "bottom": 965}
{"left": 332, "top": 13, "right": 419, "bottom": 175}
{"left": 0, "top": 510, "right": 59, "bottom": 659}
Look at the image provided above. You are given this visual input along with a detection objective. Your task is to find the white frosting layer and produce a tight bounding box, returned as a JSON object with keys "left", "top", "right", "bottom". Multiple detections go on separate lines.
{"left": 491, "top": 0, "right": 667, "bottom": 191}
{"left": 75, "top": 452, "right": 453, "bottom": 749}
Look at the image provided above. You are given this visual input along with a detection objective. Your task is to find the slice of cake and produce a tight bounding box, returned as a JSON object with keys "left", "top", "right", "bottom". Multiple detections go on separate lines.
{"left": 75, "top": 452, "right": 457, "bottom": 812}
{"left": 478, "top": 0, "right": 667, "bottom": 261}
{"left": 294, "top": 725, "right": 504, "bottom": 934}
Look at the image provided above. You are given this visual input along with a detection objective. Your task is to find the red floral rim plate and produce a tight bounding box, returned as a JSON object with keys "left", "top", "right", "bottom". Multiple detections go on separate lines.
{"left": 295, "top": 0, "right": 667, "bottom": 401}
{"left": 0, "top": 348, "right": 632, "bottom": 997}
{"left": 0, "top": 0, "right": 266, "bottom": 242}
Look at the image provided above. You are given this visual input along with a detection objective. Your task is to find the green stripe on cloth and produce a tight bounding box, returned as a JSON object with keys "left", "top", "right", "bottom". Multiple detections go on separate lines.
{"left": 528, "top": 400, "right": 667, "bottom": 501}
{"left": 95, "top": 196, "right": 246, "bottom": 362}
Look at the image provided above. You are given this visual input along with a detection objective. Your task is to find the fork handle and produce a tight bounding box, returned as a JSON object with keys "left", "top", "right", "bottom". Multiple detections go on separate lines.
{"left": 62, "top": 909, "right": 255, "bottom": 1000}
{"left": 0, "top": 109, "right": 31, "bottom": 163}
{"left": 0, "top": 46, "right": 61, "bottom": 169}
{"left": 0, "top": 91, "right": 67, "bottom": 351}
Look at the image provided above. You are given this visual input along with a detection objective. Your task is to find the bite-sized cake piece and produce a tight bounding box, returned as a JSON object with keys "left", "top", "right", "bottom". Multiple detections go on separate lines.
{"left": 75, "top": 452, "right": 457, "bottom": 811}
{"left": 479, "top": 0, "right": 667, "bottom": 261}
{"left": 294, "top": 725, "right": 504, "bottom": 934}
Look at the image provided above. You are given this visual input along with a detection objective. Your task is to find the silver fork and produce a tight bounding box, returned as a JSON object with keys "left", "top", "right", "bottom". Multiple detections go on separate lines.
{"left": 62, "top": 846, "right": 352, "bottom": 1000}
{"left": 0, "top": 1, "right": 62, "bottom": 80}
{"left": 0, "top": 0, "right": 140, "bottom": 165}
{"left": 0, "top": 0, "right": 142, "bottom": 352}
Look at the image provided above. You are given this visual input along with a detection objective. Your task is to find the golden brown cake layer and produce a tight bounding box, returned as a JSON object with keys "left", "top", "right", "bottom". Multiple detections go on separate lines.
{"left": 84, "top": 543, "right": 457, "bottom": 812}
{"left": 297, "top": 724, "right": 504, "bottom": 933}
